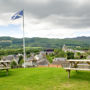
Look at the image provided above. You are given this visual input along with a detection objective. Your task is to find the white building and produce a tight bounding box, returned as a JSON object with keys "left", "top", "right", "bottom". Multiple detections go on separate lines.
{"left": 53, "top": 58, "right": 66, "bottom": 62}
{"left": 22, "top": 57, "right": 37, "bottom": 67}
{"left": 62, "top": 44, "right": 85, "bottom": 53}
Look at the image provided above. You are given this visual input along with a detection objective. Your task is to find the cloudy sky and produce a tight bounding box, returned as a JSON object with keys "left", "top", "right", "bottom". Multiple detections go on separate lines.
{"left": 0, "top": 0, "right": 90, "bottom": 38}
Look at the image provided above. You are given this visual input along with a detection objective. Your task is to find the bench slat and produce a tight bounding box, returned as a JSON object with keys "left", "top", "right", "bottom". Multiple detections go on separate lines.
{"left": 0, "top": 67, "right": 11, "bottom": 70}
{"left": 77, "top": 64, "right": 90, "bottom": 66}
{"left": 64, "top": 68, "right": 90, "bottom": 71}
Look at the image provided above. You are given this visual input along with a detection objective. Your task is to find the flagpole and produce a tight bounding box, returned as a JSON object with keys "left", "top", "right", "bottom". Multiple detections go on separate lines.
{"left": 22, "top": 9, "right": 26, "bottom": 68}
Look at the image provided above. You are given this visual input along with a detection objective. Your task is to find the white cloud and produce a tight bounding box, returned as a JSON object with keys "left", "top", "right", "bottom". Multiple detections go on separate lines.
{"left": 22, "top": 15, "right": 90, "bottom": 38}
{"left": 0, "top": 13, "right": 11, "bottom": 26}
{"left": 0, "top": 12, "right": 90, "bottom": 39}
{"left": 73, "top": 0, "right": 89, "bottom": 6}
{"left": 0, "top": 0, "right": 90, "bottom": 38}
{"left": 25, "top": 0, "right": 51, "bottom": 4}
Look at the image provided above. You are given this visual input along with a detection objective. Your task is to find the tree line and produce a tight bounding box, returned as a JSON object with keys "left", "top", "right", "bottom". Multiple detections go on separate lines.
{"left": 0, "top": 36, "right": 90, "bottom": 49}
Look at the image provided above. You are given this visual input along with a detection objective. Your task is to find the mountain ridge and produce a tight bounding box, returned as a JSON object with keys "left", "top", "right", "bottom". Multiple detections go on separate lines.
{"left": 0, "top": 36, "right": 90, "bottom": 49}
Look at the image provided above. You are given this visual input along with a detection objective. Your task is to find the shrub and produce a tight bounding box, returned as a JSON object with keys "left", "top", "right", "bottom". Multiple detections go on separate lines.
{"left": 19, "top": 59, "right": 24, "bottom": 66}
{"left": 18, "top": 55, "right": 24, "bottom": 67}
{"left": 18, "top": 55, "right": 23, "bottom": 64}
{"left": 54, "top": 49, "right": 66, "bottom": 57}
{"left": 11, "top": 61, "right": 17, "bottom": 68}
{"left": 67, "top": 52, "right": 74, "bottom": 59}
{"left": 46, "top": 55, "right": 54, "bottom": 63}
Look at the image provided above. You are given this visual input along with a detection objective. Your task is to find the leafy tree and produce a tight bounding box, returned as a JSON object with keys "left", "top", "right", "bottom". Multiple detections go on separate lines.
{"left": 74, "top": 52, "right": 81, "bottom": 59}
{"left": 54, "top": 49, "right": 66, "bottom": 57}
{"left": 18, "top": 55, "right": 24, "bottom": 67}
{"left": 19, "top": 59, "right": 24, "bottom": 66}
{"left": 46, "top": 55, "right": 54, "bottom": 63}
{"left": 11, "top": 61, "right": 17, "bottom": 68}
{"left": 67, "top": 52, "right": 74, "bottom": 59}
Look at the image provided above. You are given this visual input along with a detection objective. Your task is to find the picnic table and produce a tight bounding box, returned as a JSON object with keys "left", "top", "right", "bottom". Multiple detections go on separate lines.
{"left": 0, "top": 60, "right": 11, "bottom": 75}
{"left": 64, "top": 59, "right": 90, "bottom": 78}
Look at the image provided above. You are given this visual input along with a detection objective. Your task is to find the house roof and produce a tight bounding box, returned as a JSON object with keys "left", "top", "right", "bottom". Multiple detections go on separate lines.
{"left": 37, "top": 59, "right": 49, "bottom": 65}
{"left": 53, "top": 58, "right": 66, "bottom": 61}
{"left": 26, "top": 57, "right": 37, "bottom": 62}
{"left": 3, "top": 55, "right": 14, "bottom": 60}
{"left": 52, "top": 61, "right": 69, "bottom": 66}
{"left": 44, "top": 49, "right": 54, "bottom": 52}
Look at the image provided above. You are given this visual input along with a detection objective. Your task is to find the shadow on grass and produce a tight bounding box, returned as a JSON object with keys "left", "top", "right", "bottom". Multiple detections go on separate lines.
{"left": 0, "top": 70, "right": 13, "bottom": 77}
{"left": 70, "top": 71, "right": 90, "bottom": 81}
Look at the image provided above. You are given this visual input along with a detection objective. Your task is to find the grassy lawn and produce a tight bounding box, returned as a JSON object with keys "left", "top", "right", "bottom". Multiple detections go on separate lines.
{"left": 0, "top": 68, "right": 90, "bottom": 90}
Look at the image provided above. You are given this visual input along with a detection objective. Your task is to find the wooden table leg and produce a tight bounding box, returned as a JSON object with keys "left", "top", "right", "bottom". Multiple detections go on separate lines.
{"left": 67, "top": 70, "right": 70, "bottom": 78}
{"left": 6, "top": 69, "right": 8, "bottom": 75}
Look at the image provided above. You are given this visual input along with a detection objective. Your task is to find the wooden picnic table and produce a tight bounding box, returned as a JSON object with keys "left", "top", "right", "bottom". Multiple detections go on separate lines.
{"left": 0, "top": 60, "right": 11, "bottom": 75}
{"left": 64, "top": 59, "right": 90, "bottom": 78}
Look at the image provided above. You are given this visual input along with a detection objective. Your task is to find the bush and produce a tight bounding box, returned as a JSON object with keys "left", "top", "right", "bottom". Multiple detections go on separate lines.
{"left": 11, "top": 61, "right": 17, "bottom": 68}
{"left": 18, "top": 55, "right": 23, "bottom": 64}
{"left": 54, "top": 49, "right": 66, "bottom": 57}
{"left": 46, "top": 55, "right": 54, "bottom": 63}
{"left": 67, "top": 52, "right": 74, "bottom": 59}
{"left": 18, "top": 55, "right": 24, "bottom": 67}
{"left": 19, "top": 59, "right": 24, "bottom": 66}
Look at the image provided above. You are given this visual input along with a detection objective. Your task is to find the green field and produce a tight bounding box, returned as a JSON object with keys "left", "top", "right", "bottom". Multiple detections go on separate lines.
{"left": 0, "top": 68, "right": 90, "bottom": 90}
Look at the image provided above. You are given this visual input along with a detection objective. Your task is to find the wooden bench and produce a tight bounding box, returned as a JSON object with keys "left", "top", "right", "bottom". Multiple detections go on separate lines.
{"left": 0, "top": 67, "right": 11, "bottom": 75}
{"left": 0, "top": 60, "right": 11, "bottom": 75}
{"left": 64, "top": 67, "right": 90, "bottom": 78}
{"left": 64, "top": 60, "right": 90, "bottom": 78}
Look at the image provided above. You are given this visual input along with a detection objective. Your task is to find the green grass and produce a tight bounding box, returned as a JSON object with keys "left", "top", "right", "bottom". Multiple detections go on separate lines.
{"left": 0, "top": 68, "right": 90, "bottom": 90}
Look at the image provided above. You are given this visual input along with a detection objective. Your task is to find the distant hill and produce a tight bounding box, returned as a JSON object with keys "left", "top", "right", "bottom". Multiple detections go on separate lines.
{"left": 0, "top": 36, "right": 90, "bottom": 49}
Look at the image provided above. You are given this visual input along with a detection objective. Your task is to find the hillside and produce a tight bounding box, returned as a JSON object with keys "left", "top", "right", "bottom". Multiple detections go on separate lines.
{"left": 0, "top": 36, "right": 90, "bottom": 49}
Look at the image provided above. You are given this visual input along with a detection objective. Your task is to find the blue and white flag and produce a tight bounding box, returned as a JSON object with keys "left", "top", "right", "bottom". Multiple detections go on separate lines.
{"left": 11, "top": 10, "right": 23, "bottom": 20}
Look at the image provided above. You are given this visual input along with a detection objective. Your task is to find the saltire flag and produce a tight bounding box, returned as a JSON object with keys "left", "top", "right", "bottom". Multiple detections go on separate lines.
{"left": 11, "top": 10, "right": 23, "bottom": 20}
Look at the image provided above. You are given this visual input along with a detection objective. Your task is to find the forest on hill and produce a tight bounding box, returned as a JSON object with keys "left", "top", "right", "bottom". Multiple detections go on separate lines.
{"left": 0, "top": 36, "right": 90, "bottom": 49}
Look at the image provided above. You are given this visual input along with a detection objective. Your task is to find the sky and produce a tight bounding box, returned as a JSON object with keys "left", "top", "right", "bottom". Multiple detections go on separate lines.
{"left": 0, "top": 0, "right": 90, "bottom": 39}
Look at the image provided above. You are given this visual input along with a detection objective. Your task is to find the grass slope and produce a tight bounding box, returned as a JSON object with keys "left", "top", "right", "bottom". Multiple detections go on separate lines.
{"left": 0, "top": 68, "right": 90, "bottom": 90}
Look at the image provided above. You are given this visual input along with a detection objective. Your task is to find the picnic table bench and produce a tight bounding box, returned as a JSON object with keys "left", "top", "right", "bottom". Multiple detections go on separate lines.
{"left": 0, "top": 60, "right": 11, "bottom": 75}
{"left": 64, "top": 60, "right": 90, "bottom": 78}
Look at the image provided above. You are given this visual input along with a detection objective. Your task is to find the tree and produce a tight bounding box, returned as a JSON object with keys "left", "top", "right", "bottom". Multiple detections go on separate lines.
{"left": 46, "top": 55, "right": 54, "bottom": 63}
{"left": 11, "top": 61, "right": 17, "bottom": 68}
{"left": 74, "top": 52, "right": 81, "bottom": 59}
{"left": 54, "top": 49, "right": 66, "bottom": 57}
{"left": 18, "top": 55, "right": 24, "bottom": 66}
{"left": 67, "top": 52, "right": 74, "bottom": 59}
